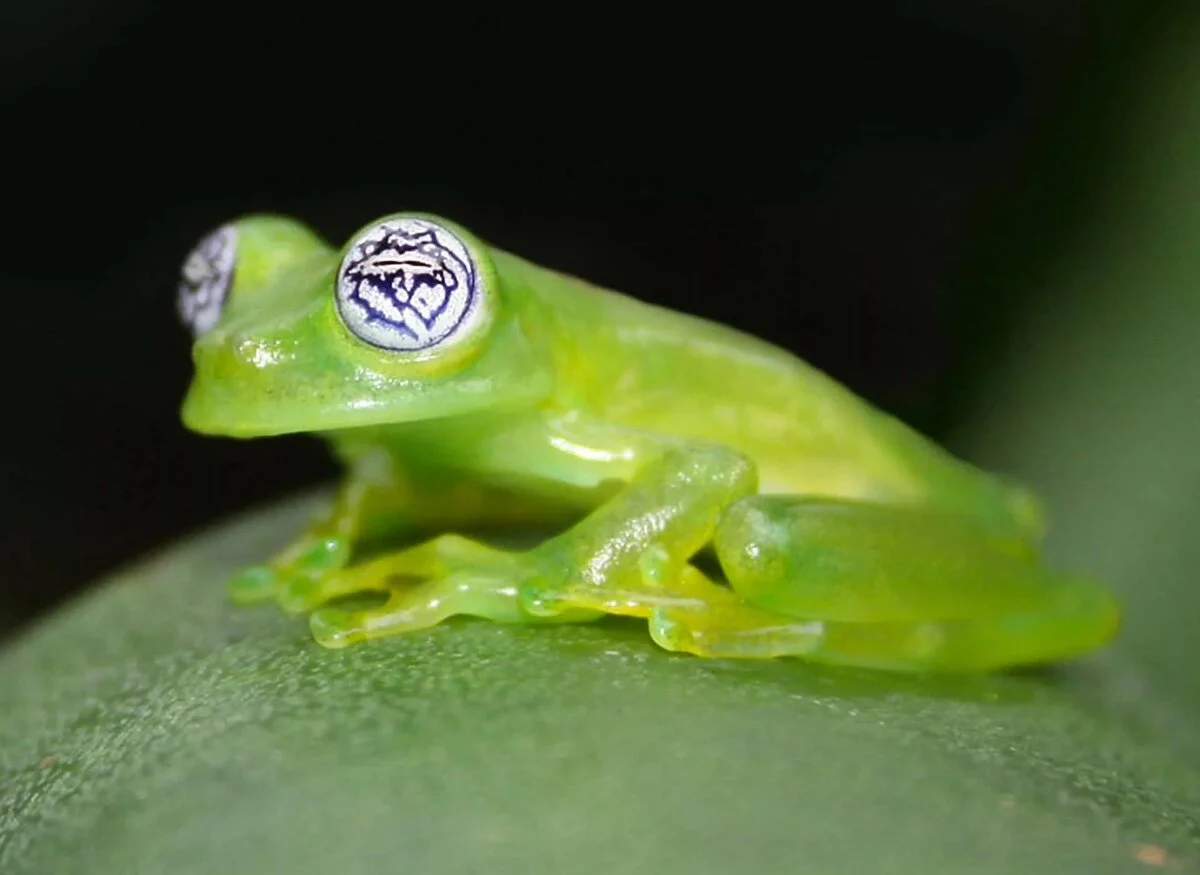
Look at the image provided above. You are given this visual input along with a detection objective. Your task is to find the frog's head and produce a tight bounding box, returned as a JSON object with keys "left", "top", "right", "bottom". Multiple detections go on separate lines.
{"left": 178, "top": 212, "right": 553, "bottom": 437}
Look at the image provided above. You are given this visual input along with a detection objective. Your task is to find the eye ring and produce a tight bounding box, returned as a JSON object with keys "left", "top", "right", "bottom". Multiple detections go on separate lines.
{"left": 178, "top": 224, "right": 237, "bottom": 337}
{"left": 335, "top": 216, "right": 486, "bottom": 354}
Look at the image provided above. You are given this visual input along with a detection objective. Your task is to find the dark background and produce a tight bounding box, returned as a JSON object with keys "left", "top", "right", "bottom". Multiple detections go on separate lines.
{"left": 0, "top": 1, "right": 1167, "bottom": 629}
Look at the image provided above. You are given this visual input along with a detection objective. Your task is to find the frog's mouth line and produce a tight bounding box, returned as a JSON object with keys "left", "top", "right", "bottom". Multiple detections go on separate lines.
{"left": 180, "top": 391, "right": 449, "bottom": 439}
{"left": 179, "top": 373, "right": 552, "bottom": 440}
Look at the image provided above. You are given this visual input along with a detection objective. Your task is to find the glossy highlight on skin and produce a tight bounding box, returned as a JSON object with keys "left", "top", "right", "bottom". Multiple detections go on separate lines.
{"left": 178, "top": 211, "right": 1121, "bottom": 673}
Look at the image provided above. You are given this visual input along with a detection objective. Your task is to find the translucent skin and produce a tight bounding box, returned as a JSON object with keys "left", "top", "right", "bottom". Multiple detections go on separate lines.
{"left": 180, "top": 212, "right": 1120, "bottom": 672}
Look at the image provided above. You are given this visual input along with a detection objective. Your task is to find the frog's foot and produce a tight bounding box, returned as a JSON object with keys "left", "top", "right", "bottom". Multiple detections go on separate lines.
{"left": 302, "top": 536, "right": 604, "bottom": 649}
{"left": 275, "top": 535, "right": 507, "bottom": 614}
{"left": 229, "top": 450, "right": 401, "bottom": 606}
{"left": 644, "top": 571, "right": 835, "bottom": 661}
{"left": 649, "top": 592, "right": 1120, "bottom": 673}
{"left": 645, "top": 583, "right": 971, "bottom": 669}
{"left": 227, "top": 530, "right": 352, "bottom": 608}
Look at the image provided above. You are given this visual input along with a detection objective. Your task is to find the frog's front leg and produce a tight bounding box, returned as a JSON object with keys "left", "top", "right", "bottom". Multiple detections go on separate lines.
{"left": 302, "top": 442, "right": 759, "bottom": 647}
{"left": 229, "top": 446, "right": 583, "bottom": 612}
{"left": 227, "top": 448, "right": 395, "bottom": 605}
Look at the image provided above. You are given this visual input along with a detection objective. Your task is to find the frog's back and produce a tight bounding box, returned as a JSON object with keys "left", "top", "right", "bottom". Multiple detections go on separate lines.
{"left": 501, "top": 250, "right": 1039, "bottom": 540}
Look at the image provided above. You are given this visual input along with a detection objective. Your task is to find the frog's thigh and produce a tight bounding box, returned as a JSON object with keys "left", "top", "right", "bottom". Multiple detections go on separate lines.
{"left": 652, "top": 495, "right": 1120, "bottom": 672}
{"left": 306, "top": 535, "right": 603, "bottom": 649}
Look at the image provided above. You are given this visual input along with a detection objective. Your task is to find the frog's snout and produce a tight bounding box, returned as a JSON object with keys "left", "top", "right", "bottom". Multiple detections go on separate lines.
{"left": 180, "top": 331, "right": 298, "bottom": 437}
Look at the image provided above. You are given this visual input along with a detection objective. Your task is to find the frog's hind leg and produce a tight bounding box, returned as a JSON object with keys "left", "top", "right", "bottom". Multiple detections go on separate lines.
{"left": 649, "top": 495, "right": 1121, "bottom": 672}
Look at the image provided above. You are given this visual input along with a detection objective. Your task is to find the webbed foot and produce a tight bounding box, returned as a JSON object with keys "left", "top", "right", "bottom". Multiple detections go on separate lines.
{"left": 291, "top": 535, "right": 601, "bottom": 648}
{"left": 227, "top": 530, "right": 353, "bottom": 608}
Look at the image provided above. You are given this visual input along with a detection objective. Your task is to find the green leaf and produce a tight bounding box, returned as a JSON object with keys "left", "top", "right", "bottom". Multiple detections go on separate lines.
{"left": 0, "top": 494, "right": 1197, "bottom": 874}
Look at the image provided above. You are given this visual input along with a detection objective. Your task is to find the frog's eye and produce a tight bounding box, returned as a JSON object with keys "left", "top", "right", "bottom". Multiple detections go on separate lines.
{"left": 178, "top": 224, "right": 237, "bottom": 337}
{"left": 335, "top": 216, "right": 486, "bottom": 353}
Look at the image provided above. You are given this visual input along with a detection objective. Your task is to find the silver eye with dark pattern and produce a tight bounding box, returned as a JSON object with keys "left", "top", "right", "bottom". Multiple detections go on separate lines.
{"left": 178, "top": 224, "right": 237, "bottom": 337}
{"left": 335, "top": 216, "right": 485, "bottom": 353}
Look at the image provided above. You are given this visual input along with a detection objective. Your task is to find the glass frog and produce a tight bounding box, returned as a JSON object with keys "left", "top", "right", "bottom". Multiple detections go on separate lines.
{"left": 177, "top": 212, "right": 1119, "bottom": 672}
